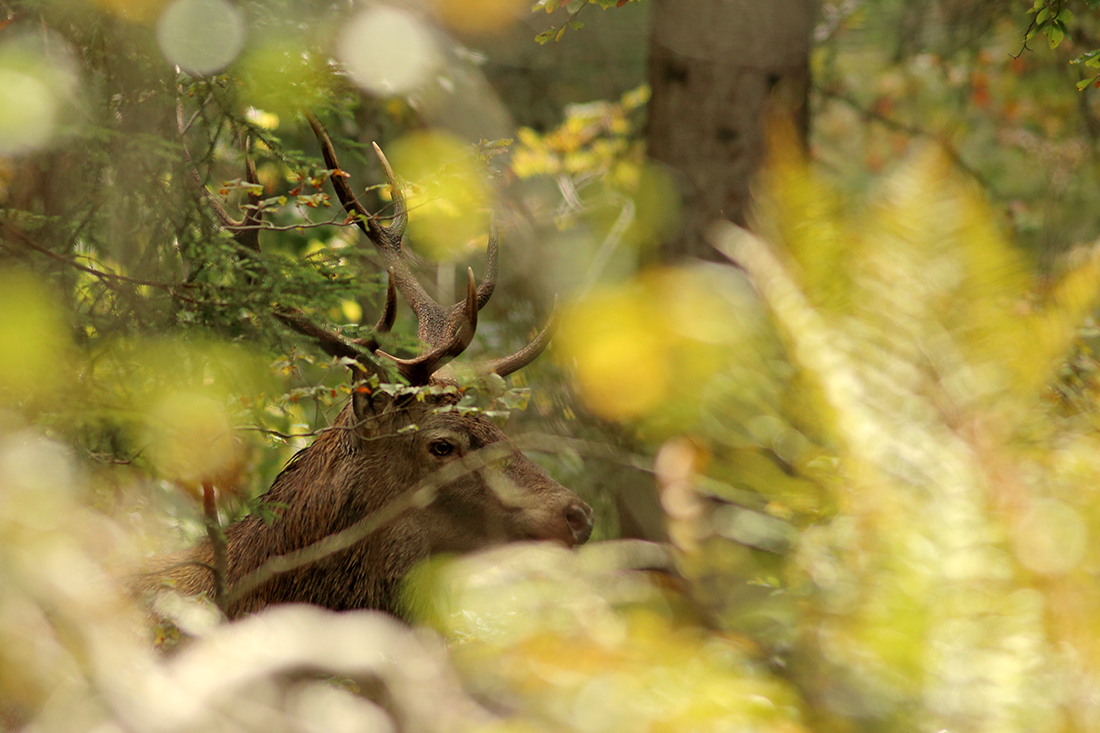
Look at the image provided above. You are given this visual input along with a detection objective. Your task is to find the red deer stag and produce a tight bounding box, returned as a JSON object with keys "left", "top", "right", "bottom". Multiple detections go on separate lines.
{"left": 139, "top": 113, "right": 593, "bottom": 620}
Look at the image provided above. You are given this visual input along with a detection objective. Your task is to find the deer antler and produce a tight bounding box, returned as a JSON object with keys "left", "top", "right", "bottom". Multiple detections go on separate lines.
{"left": 478, "top": 302, "right": 557, "bottom": 378}
{"left": 303, "top": 112, "right": 534, "bottom": 384}
{"left": 302, "top": 112, "right": 558, "bottom": 382}
{"left": 189, "top": 108, "right": 554, "bottom": 386}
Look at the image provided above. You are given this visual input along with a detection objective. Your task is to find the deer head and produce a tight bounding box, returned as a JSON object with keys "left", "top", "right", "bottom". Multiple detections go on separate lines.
{"left": 141, "top": 113, "right": 593, "bottom": 620}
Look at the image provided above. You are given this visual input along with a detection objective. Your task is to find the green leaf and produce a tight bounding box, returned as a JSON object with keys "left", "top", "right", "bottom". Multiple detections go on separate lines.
{"left": 500, "top": 388, "right": 530, "bottom": 411}
{"left": 1048, "top": 25, "right": 1065, "bottom": 49}
{"left": 534, "top": 28, "right": 556, "bottom": 44}
{"left": 1071, "top": 50, "right": 1100, "bottom": 66}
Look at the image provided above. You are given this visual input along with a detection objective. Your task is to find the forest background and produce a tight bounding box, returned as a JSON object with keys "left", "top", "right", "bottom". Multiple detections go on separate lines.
{"left": 4, "top": 0, "right": 1100, "bottom": 731}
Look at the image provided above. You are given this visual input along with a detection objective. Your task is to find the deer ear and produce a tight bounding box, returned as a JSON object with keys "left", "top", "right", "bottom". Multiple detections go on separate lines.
{"left": 350, "top": 375, "right": 390, "bottom": 434}
{"left": 351, "top": 386, "right": 375, "bottom": 421}
{"left": 350, "top": 387, "right": 384, "bottom": 440}
{"left": 351, "top": 381, "right": 412, "bottom": 438}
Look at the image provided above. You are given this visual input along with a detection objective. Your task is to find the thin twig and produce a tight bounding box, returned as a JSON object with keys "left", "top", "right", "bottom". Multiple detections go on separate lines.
{"left": 179, "top": 92, "right": 215, "bottom": 136}
{"left": 223, "top": 441, "right": 516, "bottom": 606}
{"left": 578, "top": 193, "right": 634, "bottom": 300}
{"left": 228, "top": 217, "right": 345, "bottom": 232}
{"left": 818, "top": 88, "right": 993, "bottom": 193}
{"left": 0, "top": 221, "right": 207, "bottom": 303}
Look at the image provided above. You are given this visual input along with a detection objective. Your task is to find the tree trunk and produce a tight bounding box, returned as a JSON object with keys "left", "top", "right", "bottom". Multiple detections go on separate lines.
{"left": 615, "top": 1, "right": 817, "bottom": 545}
{"left": 646, "top": 0, "right": 817, "bottom": 262}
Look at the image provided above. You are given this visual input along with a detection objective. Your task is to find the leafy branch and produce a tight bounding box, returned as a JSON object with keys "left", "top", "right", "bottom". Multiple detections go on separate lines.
{"left": 1014, "top": 0, "right": 1071, "bottom": 58}
{"left": 531, "top": 0, "right": 639, "bottom": 44}
{"left": 1013, "top": 0, "right": 1100, "bottom": 90}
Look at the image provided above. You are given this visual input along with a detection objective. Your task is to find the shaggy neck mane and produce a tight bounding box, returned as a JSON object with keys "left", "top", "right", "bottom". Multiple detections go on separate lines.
{"left": 228, "top": 404, "right": 370, "bottom": 559}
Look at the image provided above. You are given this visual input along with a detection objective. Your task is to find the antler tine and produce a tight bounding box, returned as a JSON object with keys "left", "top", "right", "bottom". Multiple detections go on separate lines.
{"left": 370, "top": 142, "right": 407, "bottom": 238}
{"left": 368, "top": 135, "right": 498, "bottom": 345}
{"left": 375, "top": 268, "right": 479, "bottom": 384}
{"left": 475, "top": 224, "right": 498, "bottom": 310}
{"left": 476, "top": 299, "right": 558, "bottom": 378}
{"left": 274, "top": 310, "right": 369, "bottom": 363}
{"left": 271, "top": 266, "right": 395, "bottom": 380}
{"left": 422, "top": 228, "right": 495, "bottom": 366}
{"left": 367, "top": 140, "right": 463, "bottom": 347}
{"left": 376, "top": 268, "right": 398, "bottom": 334}
{"left": 351, "top": 270, "right": 397, "bottom": 353}
{"left": 233, "top": 138, "right": 263, "bottom": 255}
{"left": 303, "top": 110, "right": 378, "bottom": 238}
{"left": 177, "top": 107, "right": 386, "bottom": 380}
{"left": 463, "top": 267, "right": 479, "bottom": 333}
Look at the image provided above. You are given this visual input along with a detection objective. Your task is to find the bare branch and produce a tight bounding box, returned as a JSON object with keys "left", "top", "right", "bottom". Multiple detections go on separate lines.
{"left": 818, "top": 88, "right": 992, "bottom": 192}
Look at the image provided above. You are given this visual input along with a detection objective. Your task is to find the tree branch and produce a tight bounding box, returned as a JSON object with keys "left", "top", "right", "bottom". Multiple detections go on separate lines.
{"left": 818, "top": 88, "right": 993, "bottom": 193}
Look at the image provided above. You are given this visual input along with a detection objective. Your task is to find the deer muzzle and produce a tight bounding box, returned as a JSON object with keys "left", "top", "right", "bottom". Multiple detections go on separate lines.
{"left": 564, "top": 501, "right": 595, "bottom": 546}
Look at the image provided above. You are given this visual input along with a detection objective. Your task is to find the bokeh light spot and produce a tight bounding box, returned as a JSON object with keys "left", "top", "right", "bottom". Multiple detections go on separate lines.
{"left": 559, "top": 266, "right": 760, "bottom": 427}
{"left": 157, "top": 0, "right": 245, "bottom": 75}
{"left": 337, "top": 7, "right": 441, "bottom": 96}
{"left": 0, "top": 435, "right": 75, "bottom": 534}
{"left": 237, "top": 39, "right": 331, "bottom": 117}
{"left": 0, "top": 272, "right": 67, "bottom": 403}
{"left": 431, "top": 0, "right": 526, "bottom": 35}
{"left": 566, "top": 300, "right": 667, "bottom": 420}
{"left": 0, "top": 33, "right": 77, "bottom": 155}
{"left": 559, "top": 284, "right": 670, "bottom": 421}
{"left": 1013, "top": 498, "right": 1087, "bottom": 576}
{"left": 389, "top": 131, "right": 491, "bottom": 260}
{"left": 145, "top": 391, "right": 237, "bottom": 484}
{"left": 0, "top": 71, "right": 56, "bottom": 154}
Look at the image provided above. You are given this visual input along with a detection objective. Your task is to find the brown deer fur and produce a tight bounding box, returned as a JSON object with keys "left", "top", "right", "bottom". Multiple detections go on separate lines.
{"left": 141, "top": 391, "right": 592, "bottom": 619}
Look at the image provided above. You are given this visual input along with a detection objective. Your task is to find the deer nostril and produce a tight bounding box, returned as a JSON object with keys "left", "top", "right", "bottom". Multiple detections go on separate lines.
{"left": 564, "top": 502, "right": 594, "bottom": 545}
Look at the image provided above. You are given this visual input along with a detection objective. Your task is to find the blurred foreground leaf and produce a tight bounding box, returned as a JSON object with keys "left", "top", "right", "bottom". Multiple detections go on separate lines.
{"left": 705, "top": 146, "right": 1100, "bottom": 731}
{"left": 409, "top": 541, "right": 807, "bottom": 733}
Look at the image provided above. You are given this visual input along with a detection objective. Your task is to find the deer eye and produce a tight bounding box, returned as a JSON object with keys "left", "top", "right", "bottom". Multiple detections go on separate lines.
{"left": 429, "top": 439, "right": 455, "bottom": 457}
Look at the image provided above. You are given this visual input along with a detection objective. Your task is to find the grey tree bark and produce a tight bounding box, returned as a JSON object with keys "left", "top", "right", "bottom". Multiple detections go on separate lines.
{"left": 646, "top": 0, "right": 817, "bottom": 262}
{"left": 612, "top": 1, "right": 817, "bottom": 544}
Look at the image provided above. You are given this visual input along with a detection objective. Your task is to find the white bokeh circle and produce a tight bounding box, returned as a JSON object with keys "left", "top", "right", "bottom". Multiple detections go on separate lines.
{"left": 0, "top": 70, "right": 56, "bottom": 154}
{"left": 336, "top": 7, "right": 440, "bottom": 96}
{"left": 157, "top": 0, "right": 246, "bottom": 75}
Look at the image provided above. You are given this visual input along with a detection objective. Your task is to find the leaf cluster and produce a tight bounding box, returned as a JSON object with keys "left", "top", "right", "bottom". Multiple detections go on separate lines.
{"left": 531, "top": 0, "right": 640, "bottom": 44}
{"left": 1017, "top": 0, "right": 1100, "bottom": 88}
